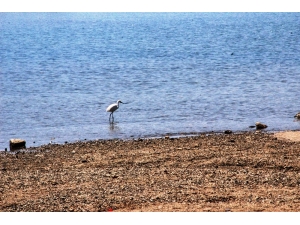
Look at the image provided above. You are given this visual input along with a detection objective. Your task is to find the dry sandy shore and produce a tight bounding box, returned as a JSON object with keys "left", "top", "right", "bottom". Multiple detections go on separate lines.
{"left": 1, "top": 131, "right": 300, "bottom": 212}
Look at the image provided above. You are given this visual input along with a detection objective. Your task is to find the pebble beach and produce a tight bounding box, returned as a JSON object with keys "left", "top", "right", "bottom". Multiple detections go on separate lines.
{"left": 1, "top": 130, "right": 300, "bottom": 212}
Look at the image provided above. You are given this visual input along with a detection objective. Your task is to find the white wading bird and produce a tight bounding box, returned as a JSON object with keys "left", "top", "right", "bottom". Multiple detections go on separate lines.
{"left": 106, "top": 100, "right": 124, "bottom": 123}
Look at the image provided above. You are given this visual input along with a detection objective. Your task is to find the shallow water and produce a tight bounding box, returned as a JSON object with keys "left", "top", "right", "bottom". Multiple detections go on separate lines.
{"left": 1, "top": 13, "right": 300, "bottom": 150}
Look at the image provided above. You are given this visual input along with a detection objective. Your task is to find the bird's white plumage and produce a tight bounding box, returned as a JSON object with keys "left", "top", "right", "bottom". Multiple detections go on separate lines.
{"left": 106, "top": 100, "right": 122, "bottom": 112}
{"left": 106, "top": 103, "right": 118, "bottom": 112}
{"left": 106, "top": 100, "right": 123, "bottom": 122}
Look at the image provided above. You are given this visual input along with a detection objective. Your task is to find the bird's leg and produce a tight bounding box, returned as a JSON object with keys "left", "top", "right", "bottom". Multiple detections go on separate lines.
{"left": 109, "top": 113, "right": 112, "bottom": 122}
{"left": 112, "top": 113, "right": 114, "bottom": 123}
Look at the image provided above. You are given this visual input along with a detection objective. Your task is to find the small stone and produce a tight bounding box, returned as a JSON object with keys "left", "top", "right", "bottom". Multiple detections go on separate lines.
{"left": 224, "top": 130, "right": 232, "bottom": 134}
{"left": 255, "top": 122, "right": 268, "bottom": 129}
{"left": 9, "top": 139, "right": 26, "bottom": 151}
{"left": 165, "top": 136, "right": 170, "bottom": 139}
{"left": 72, "top": 150, "right": 76, "bottom": 154}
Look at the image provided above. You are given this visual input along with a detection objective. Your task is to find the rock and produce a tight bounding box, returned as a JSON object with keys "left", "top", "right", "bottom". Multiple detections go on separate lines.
{"left": 224, "top": 130, "right": 233, "bottom": 134}
{"left": 294, "top": 112, "right": 300, "bottom": 119}
{"left": 255, "top": 122, "right": 268, "bottom": 130}
{"left": 9, "top": 139, "right": 26, "bottom": 151}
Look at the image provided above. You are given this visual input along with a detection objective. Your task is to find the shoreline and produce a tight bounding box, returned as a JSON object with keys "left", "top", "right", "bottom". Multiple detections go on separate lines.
{"left": 1, "top": 130, "right": 300, "bottom": 211}
{"left": 2, "top": 128, "right": 300, "bottom": 152}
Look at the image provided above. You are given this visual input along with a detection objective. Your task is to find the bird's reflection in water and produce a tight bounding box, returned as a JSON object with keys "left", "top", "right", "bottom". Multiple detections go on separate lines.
{"left": 109, "top": 122, "right": 120, "bottom": 132}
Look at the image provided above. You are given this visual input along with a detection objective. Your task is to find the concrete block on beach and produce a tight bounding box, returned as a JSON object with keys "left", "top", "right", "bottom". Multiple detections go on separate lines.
{"left": 9, "top": 139, "right": 26, "bottom": 151}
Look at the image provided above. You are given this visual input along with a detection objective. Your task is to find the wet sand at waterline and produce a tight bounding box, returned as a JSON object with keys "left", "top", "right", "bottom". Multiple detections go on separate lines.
{"left": 1, "top": 131, "right": 300, "bottom": 212}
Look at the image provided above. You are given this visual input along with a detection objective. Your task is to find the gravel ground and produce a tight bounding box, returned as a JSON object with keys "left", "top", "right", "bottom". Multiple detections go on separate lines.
{"left": 1, "top": 131, "right": 300, "bottom": 212}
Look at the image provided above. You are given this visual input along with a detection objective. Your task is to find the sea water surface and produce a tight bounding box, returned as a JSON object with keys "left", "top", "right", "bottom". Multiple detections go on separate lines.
{"left": 1, "top": 13, "right": 300, "bottom": 150}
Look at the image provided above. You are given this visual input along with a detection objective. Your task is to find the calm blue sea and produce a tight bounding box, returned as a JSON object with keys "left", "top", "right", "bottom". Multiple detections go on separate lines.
{"left": 1, "top": 13, "right": 300, "bottom": 150}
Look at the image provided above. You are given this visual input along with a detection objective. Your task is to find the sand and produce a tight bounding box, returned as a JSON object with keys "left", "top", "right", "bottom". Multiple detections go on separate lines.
{"left": 1, "top": 130, "right": 300, "bottom": 212}
{"left": 274, "top": 131, "right": 300, "bottom": 142}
